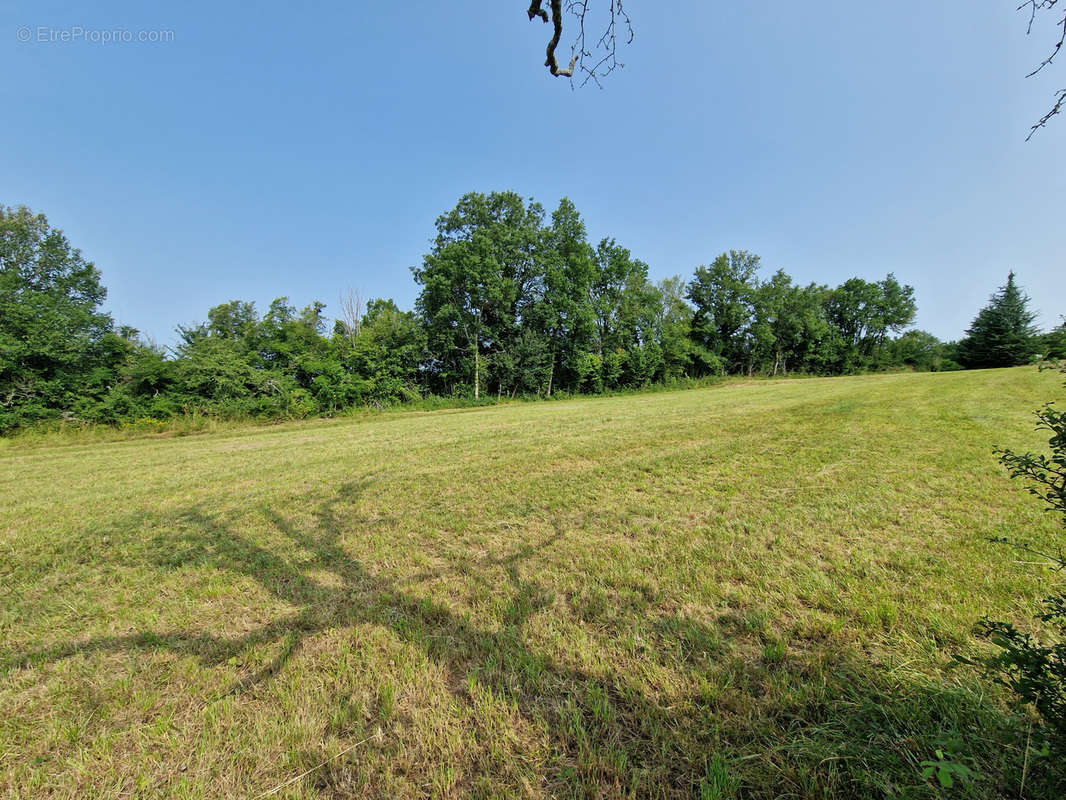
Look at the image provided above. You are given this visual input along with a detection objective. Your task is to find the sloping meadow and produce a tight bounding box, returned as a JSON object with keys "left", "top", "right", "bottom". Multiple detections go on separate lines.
{"left": 1, "top": 368, "right": 1063, "bottom": 798}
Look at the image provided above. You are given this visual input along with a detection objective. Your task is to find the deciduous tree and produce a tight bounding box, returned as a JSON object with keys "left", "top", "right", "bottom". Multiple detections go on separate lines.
{"left": 0, "top": 206, "right": 113, "bottom": 429}
{"left": 686, "top": 251, "right": 760, "bottom": 374}
{"left": 413, "top": 192, "right": 545, "bottom": 398}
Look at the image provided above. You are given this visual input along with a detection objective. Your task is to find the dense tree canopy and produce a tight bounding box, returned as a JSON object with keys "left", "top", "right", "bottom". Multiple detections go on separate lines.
{"left": 413, "top": 191, "right": 546, "bottom": 399}
{"left": 1, "top": 197, "right": 1060, "bottom": 433}
{"left": 1045, "top": 318, "right": 1066, "bottom": 359}
{"left": 687, "top": 251, "right": 760, "bottom": 375}
{"left": 0, "top": 206, "right": 113, "bottom": 429}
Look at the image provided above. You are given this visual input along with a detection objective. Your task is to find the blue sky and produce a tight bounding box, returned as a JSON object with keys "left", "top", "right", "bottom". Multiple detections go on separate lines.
{"left": 2, "top": 1, "right": 1063, "bottom": 347}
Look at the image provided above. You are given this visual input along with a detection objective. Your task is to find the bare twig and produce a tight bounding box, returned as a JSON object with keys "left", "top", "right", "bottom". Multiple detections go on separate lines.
{"left": 1020, "top": 721, "right": 1033, "bottom": 797}
{"left": 337, "top": 287, "right": 363, "bottom": 343}
{"left": 526, "top": 1, "right": 631, "bottom": 83}
{"left": 254, "top": 730, "right": 384, "bottom": 798}
{"left": 1027, "top": 87, "right": 1065, "bottom": 140}
{"left": 1019, "top": 0, "right": 1066, "bottom": 138}
{"left": 990, "top": 536, "right": 1066, "bottom": 572}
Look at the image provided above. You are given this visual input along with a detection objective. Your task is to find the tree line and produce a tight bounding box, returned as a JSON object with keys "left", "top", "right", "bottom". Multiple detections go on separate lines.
{"left": 1, "top": 197, "right": 1062, "bottom": 431}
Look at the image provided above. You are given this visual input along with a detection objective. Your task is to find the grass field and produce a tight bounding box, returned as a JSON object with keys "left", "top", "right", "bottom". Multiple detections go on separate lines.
{"left": 1, "top": 368, "right": 1063, "bottom": 799}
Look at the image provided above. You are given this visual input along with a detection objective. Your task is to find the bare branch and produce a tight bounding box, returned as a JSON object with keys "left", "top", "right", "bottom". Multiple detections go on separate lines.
{"left": 526, "top": 1, "right": 631, "bottom": 83}
{"left": 1019, "top": 0, "right": 1066, "bottom": 137}
{"left": 337, "top": 288, "right": 363, "bottom": 344}
{"left": 1020, "top": 0, "right": 1065, "bottom": 76}
{"left": 527, "top": 1, "right": 548, "bottom": 24}
{"left": 1028, "top": 87, "right": 1066, "bottom": 140}
{"left": 528, "top": 1, "right": 576, "bottom": 76}
{"left": 573, "top": 0, "right": 633, "bottom": 87}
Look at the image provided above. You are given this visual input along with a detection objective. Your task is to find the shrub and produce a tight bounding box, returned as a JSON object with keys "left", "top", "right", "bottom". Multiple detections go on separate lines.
{"left": 970, "top": 363, "right": 1066, "bottom": 755}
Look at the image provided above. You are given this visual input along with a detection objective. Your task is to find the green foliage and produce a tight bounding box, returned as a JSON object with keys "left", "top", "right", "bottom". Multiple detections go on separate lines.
{"left": 91, "top": 332, "right": 179, "bottom": 422}
{"left": 686, "top": 250, "right": 760, "bottom": 374}
{"left": 412, "top": 193, "right": 677, "bottom": 398}
{"left": 886, "top": 330, "right": 962, "bottom": 373}
{"left": 996, "top": 399, "right": 1066, "bottom": 530}
{"left": 342, "top": 298, "right": 425, "bottom": 404}
{"left": 823, "top": 274, "right": 917, "bottom": 372}
{"left": 1043, "top": 319, "right": 1066, "bottom": 360}
{"left": 919, "top": 736, "right": 980, "bottom": 792}
{"left": 539, "top": 198, "right": 598, "bottom": 393}
{"left": 0, "top": 206, "right": 113, "bottom": 430}
{"left": 972, "top": 363, "right": 1066, "bottom": 756}
{"left": 413, "top": 191, "right": 546, "bottom": 398}
{"left": 8, "top": 196, "right": 1055, "bottom": 435}
{"left": 653, "top": 275, "right": 696, "bottom": 380}
{"left": 750, "top": 272, "right": 833, "bottom": 376}
{"left": 684, "top": 257, "right": 920, "bottom": 377}
{"left": 588, "top": 238, "right": 661, "bottom": 389}
{"left": 974, "top": 596, "right": 1066, "bottom": 747}
{"left": 957, "top": 272, "right": 1041, "bottom": 369}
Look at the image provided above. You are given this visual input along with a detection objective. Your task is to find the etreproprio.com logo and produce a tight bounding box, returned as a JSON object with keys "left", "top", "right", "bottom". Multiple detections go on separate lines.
{"left": 16, "top": 26, "right": 175, "bottom": 44}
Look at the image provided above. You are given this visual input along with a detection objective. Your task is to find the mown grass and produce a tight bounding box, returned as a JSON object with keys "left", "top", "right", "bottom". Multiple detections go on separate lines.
{"left": 1, "top": 368, "right": 1063, "bottom": 798}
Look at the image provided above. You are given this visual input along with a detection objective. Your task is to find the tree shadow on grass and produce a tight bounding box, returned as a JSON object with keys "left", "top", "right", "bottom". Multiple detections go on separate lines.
{"left": 3, "top": 477, "right": 1061, "bottom": 798}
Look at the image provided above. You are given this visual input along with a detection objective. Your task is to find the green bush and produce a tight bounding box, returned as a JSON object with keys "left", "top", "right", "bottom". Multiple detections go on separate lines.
{"left": 970, "top": 363, "right": 1066, "bottom": 756}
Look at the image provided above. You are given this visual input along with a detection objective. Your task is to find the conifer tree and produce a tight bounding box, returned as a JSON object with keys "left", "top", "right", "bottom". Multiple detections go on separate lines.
{"left": 957, "top": 272, "right": 1040, "bottom": 369}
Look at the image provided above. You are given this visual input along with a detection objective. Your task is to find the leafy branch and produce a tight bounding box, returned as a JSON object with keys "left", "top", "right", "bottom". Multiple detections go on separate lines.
{"left": 967, "top": 361, "right": 1066, "bottom": 753}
